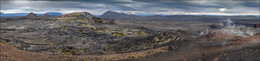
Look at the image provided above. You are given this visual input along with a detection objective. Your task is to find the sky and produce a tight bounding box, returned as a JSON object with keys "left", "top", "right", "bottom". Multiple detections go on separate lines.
{"left": 0, "top": 0, "right": 259, "bottom": 15}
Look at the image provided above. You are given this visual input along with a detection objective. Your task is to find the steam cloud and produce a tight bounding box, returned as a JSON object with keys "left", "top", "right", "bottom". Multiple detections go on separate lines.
{"left": 221, "top": 19, "right": 258, "bottom": 37}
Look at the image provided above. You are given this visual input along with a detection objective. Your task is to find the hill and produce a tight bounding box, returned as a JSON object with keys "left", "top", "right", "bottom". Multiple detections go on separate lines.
{"left": 25, "top": 12, "right": 38, "bottom": 18}
{"left": 100, "top": 10, "right": 142, "bottom": 20}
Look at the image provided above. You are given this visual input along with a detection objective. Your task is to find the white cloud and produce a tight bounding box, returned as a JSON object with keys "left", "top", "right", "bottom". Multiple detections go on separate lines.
{"left": 219, "top": 8, "right": 226, "bottom": 11}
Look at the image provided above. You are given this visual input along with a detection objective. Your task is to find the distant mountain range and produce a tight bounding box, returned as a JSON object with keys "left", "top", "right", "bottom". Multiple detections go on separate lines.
{"left": 100, "top": 11, "right": 259, "bottom": 21}
{"left": 44, "top": 12, "right": 63, "bottom": 16}
{"left": 0, "top": 12, "right": 63, "bottom": 17}
{"left": 0, "top": 13, "right": 28, "bottom": 17}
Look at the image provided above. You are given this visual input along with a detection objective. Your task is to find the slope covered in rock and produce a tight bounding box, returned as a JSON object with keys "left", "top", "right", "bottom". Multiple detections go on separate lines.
{"left": 0, "top": 12, "right": 188, "bottom": 56}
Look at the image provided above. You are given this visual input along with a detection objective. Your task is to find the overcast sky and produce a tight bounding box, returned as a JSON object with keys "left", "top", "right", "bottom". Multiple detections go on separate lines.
{"left": 0, "top": 0, "right": 259, "bottom": 15}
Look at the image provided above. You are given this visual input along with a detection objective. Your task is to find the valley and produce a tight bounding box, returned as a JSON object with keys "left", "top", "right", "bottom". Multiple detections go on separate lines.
{"left": 0, "top": 11, "right": 259, "bottom": 61}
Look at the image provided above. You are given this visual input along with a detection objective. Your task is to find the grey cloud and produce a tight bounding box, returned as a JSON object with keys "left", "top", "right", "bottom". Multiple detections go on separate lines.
{"left": 0, "top": 0, "right": 259, "bottom": 15}
{"left": 240, "top": 1, "right": 260, "bottom": 7}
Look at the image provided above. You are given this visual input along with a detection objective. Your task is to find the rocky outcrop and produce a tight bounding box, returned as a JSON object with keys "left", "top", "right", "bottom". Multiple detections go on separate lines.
{"left": 107, "top": 31, "right": 186, "bottom": 53}
{"left": 60, "top": 12, "right": 115, "bottom": 24}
